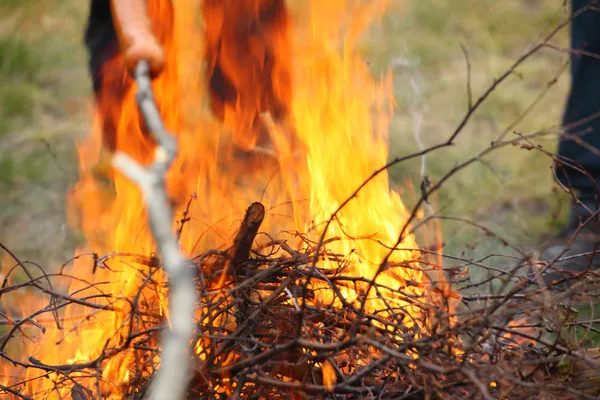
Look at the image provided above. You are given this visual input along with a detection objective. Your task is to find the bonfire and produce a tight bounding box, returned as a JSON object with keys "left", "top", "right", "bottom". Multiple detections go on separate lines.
{"left": 2, "top": 1, "right": 600, "bottom": 399}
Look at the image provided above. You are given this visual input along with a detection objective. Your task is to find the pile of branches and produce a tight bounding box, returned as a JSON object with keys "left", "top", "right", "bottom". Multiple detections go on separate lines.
{"left": 2, "top": 200, "right": 600, "bottom": 399}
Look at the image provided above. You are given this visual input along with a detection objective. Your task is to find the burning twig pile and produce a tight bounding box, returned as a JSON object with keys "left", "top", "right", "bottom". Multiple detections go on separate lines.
{"left": 3, "top": 209, "right": 600, "bottom": 399}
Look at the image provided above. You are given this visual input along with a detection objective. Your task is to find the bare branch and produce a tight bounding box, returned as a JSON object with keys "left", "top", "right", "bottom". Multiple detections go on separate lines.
{"left": 112, "top": 60, "right": 197, "bottom": 400}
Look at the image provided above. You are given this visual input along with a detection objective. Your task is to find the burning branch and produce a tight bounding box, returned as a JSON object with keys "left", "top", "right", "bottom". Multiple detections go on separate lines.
{"left": 228, "top": 202, "right": 265, "bottom": 269}
{"left": 112, "top": 60, "right": 197, "bottom": 400}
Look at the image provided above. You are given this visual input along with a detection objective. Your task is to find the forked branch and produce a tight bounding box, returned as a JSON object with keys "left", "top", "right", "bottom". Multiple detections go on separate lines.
{"left": 112, "top": 60, "right": 197, "bottom": 400}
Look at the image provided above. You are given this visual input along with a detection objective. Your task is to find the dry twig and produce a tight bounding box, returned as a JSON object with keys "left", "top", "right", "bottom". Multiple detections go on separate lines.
{"left": 112, "top": 60, "right": 197, "bottom": 400}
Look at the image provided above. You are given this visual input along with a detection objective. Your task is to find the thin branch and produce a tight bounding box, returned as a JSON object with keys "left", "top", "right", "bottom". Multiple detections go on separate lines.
{"left": 459, "top": 43, "right": 473, "bottom": 110}
{"left": 113, "top": 60, "right": 197, "bottom": 400}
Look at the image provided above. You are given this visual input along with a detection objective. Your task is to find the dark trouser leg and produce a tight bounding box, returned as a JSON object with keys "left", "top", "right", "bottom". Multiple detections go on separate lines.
{"left": 557, "top": 1, "right": 600, "bottom": 225}
{"left": 84, "top": 0, "right": 129, "bottom": 151}
{"left": 85, "top": 0, "right": 118, "bottom": 96}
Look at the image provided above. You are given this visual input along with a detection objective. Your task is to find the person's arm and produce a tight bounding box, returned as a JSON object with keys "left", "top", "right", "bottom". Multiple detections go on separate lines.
{"left": 110, "top": 0, "right": 165, "bottom": 77}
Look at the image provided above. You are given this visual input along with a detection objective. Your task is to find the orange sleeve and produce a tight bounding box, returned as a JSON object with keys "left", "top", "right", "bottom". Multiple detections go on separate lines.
{"left": 110, "top": 0, "right": 165, "bottom": 76}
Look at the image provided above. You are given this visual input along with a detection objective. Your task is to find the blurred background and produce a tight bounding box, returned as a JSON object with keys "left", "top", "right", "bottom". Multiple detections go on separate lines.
{"left": 0, "top": 0, "right": 571, "bottom": 269}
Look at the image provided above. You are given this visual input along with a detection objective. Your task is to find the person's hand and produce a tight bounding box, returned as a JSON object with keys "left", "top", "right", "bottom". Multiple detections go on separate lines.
{"left": 111, "top": 0, "right": 165, "bottom": 77}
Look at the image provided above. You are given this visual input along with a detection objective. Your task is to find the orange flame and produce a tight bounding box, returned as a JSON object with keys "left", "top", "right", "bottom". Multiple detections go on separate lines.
{"left": 0, "top": 0, "right": 451, "bottom": 397}
{"left": 203, "top": 0, "right": 293, "bottom": 152}
{"left": 322, "top": 359, "right": 337, "bottom": 391}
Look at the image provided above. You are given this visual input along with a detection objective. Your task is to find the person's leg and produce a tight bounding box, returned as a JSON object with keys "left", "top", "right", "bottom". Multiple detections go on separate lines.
{"left": 539, "top": 2, "right": 600, "bottom": 283}
{"left": 557, "top": 0, "right": 600, "bottom": 228}
{"left": 84, "top": 0, "right": 129, "bottom": 151}
{"left": 85, "top": 0, "right": 119, "bottom": 97}
{"left": 203, "top": 0, "right": 292, "bottom": 152}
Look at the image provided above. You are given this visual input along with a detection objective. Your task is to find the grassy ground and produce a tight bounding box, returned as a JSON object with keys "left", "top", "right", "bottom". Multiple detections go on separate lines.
{"left": 0, "top": 1, "right": 90, "bottom": 265}
{"left": 374, "top": 0, "right": 573, "bottom": 268}
{"left": 0, "top": 1, "right": 573, "bottom": 272}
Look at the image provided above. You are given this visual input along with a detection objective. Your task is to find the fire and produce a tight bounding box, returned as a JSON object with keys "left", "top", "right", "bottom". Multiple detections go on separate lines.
{"left": 203, "top": 0, "right": 293, "bottom": 152}
{"left": 0, "top": 0, "right": 447, "bottom": 397}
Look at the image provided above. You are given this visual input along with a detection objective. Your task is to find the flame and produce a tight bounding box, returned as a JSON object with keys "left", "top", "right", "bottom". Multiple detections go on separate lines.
{"left": 321, "top": 359, "right": 337, "bottom": 391}
{"left": 203, "top": 0, "right": 293, "bottom": 152}
{"left": 0, "top": 0, "right": 450, "bottom": 397}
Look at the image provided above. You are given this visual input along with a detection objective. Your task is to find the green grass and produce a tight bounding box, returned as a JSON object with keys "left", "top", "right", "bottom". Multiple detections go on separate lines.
{"left": 0, "top": 35, "right": 42, "bottom": 78}
{"left": 0, "top": 1, "right": 88, "bottom": 265}
{"left": 0, "top": 83, "right": 35, "bottom": 135}
{"left": 0, "top": 35, "right": 42, "bottom": 136}
{"left": 361, "top": 0, "right": 573, "bottom": 260}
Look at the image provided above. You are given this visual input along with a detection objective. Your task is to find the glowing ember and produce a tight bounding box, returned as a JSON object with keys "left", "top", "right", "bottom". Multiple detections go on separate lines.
{"left": 0, "top": 0, "right": 446, "bottom": 397}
